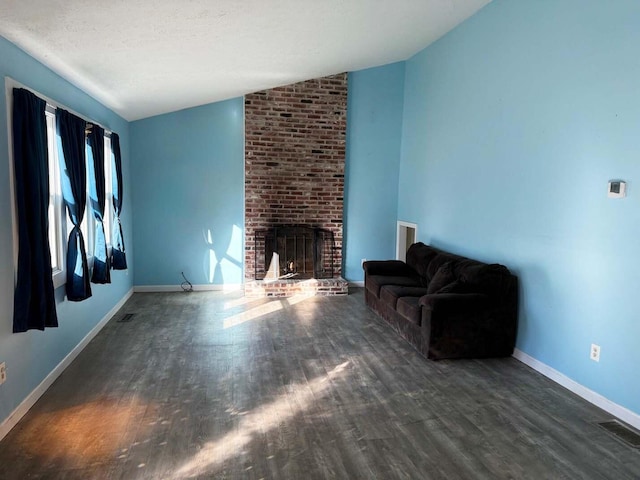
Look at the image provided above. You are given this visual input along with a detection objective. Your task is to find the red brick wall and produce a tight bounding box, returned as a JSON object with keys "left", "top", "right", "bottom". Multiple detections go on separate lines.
{"left": 245, "top": 74, "right": 347, "bottom": 280}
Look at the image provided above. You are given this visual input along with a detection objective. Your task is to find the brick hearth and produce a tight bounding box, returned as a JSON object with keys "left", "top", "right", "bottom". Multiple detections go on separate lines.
{"left": 244, "top": 277, "right": 348, "bottom": 298}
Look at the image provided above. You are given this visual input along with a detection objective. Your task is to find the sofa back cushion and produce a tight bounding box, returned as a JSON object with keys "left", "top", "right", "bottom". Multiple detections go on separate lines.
{"left": 457, "top": 263, "right": 514, "bottom": 298}
{"left": 425, "top": 251, "right": 465, "bottom": 282}
{"left": 406, "top": 243, "right": 465, "bottom": 281}
{"left": 405, "top": 242, "right": 516, "bottom": 300}
{"left": 405, "top": 242, "right": 438, "bottom": 279}
{"left": 426, "top": 261, "right": 456, "bottom": 294}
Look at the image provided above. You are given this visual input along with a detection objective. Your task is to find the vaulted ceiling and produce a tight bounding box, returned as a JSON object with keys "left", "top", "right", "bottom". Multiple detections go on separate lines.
{"left": 0, "top": 0, "right": 490, "bottom": 121}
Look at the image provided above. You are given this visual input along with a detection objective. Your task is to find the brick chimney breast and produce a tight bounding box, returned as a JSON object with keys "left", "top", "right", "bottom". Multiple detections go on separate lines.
{"left": 244, "top": 73, "right": 347, "bottom": 281}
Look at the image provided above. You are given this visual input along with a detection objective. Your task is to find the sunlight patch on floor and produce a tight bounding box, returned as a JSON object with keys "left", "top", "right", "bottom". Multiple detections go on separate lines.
{"left": 223, "top": 295, "right": 260, "bottom": 310}
{"left": 222, "top": 294, "right": 313, "bottom": 329}
{"left": 172, "top": 361, "right": 350, "bottom": 478}
{"left": 12, "top": 396, "right": 154, "bottom": 467}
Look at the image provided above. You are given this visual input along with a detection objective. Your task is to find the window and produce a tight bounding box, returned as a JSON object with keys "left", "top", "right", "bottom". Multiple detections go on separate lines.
{"left": 45, "top": 109, "right": 95, "bottom": 287}
{"left": 8, "top": 79, "right": 121, "bottom": 308}
{"left": 8, "top": 79, "right": 115, "bottom": 291}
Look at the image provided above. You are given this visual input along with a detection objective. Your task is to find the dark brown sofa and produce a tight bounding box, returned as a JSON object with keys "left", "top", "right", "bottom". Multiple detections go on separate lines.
{"left": 363, "top": 242, "right": 518, "bottom": 360}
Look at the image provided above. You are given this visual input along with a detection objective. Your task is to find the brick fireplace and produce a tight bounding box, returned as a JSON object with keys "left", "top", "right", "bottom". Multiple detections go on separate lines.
{"left": 244, "top": 74, "right": 348, "bottom": 296}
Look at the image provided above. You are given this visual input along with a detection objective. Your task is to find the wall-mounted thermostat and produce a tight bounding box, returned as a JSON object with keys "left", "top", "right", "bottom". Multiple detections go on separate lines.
{"left": 608, "top": 180, "right": 626, "bottom": 198}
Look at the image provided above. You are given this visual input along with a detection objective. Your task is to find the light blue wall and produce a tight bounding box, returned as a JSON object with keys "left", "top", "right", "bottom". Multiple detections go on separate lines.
{"left": 399, "top": 0, "right": 640, "bottom": 415}
{"left": 0, "top": 36, "right": 133, "bottom": 425}
{"left": 130, "top": 100, "right": 244, "bottom": 287}
{"left": 344, "top": 63, "right": 405, "bottom": 281}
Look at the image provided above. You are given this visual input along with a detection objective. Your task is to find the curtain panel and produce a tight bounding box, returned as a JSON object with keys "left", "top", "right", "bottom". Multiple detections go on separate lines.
{"left": 56, "top": 108, "right": 92, "bottom": 301}
{"left": 110, "top": 133, "right": 127, "bottom": 270}
{"left": 87, "top": 124, "right": 111, "bottom": 283}
{"left": 12, "top": 88, "right": 59, "bottom": 332}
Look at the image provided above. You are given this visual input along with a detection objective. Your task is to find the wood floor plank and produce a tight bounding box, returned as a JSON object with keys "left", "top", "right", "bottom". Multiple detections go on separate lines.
{"left": 1, "top": 289, "right": 640, "bottom": 479}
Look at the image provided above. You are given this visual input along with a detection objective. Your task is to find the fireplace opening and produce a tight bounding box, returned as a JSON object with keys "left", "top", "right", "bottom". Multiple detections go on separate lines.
{"left": 254, "top": 226, "right": 335, "bottom": 280}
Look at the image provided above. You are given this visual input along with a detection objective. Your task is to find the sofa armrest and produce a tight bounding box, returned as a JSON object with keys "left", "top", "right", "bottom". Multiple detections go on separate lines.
{"left": 420, "top": 292, "right": 515, "bottom": 359}
{"left": 363, "top": 260, "right": 416, "bottom": 277}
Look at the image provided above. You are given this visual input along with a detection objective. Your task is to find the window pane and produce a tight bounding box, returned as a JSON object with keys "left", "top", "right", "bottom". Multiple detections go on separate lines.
{"left": 59, "top": 135, "right": 91, "bottom": 259}
{"left": 66, "top": 188, "right": 91, "bottom": 254}
{"left": 45, "top": 112, "right": 60, "bottom": 271}
{"left": 83, "top": 141, "right": 92, "bottom": 256}
{"left": 104, "top": 135, "right": 113, "bottom": 246}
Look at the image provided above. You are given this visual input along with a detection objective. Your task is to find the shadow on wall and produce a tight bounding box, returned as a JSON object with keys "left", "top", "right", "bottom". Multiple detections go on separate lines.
{"left": 513, "top": 263, "right": 554, "bottom": 351}
{"left": 202, "top": 224, "right": 243, "bottom": 284}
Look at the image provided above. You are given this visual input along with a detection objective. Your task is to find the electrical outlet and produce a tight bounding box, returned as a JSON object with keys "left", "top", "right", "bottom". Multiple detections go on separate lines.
{"left": 0, "top": 362, "right": 6, "bottom": 385}
{"left": 590, "top": 344, "right": 601, "bottom": 362}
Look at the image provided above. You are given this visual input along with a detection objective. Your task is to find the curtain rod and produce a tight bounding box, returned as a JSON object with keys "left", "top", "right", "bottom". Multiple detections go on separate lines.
{"left": 6, "top": 76, "right": 113, "bottom": 135}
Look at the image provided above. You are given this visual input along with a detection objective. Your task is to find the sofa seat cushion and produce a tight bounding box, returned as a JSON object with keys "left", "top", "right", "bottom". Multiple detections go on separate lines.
{"left": 380, "top": 285, "right": 429, "bottom": 309}
{"left": 397, "top": 296, "right": 422, "bottom": 325}
{"left": 366, "top": 275, "right": 422, "bottom": 298}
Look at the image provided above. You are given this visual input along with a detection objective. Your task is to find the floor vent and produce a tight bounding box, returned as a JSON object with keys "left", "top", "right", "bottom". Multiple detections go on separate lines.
{"left": 598, "top": 420, "right": 640, "bottom": 448}
{"left": 117, "top": 313, "right": 135, "bottom": 323}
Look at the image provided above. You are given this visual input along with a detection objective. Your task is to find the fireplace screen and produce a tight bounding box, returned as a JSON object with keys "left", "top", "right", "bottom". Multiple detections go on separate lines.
{"left": 254, "top": 226, "right": 334, "bottom": 280}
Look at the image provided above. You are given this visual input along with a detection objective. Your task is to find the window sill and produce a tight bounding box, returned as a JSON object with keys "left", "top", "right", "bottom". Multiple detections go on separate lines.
{"left": 51, "top": 254, "right": 97, "bottom": 290}
{"left": 52, "top": 269, "right": 65, "bottom": 289}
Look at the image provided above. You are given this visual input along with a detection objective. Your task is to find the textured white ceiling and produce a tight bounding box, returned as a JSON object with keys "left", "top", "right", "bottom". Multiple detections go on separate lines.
{"left": 0, "top": 0, "right": 490, "bottom": 121}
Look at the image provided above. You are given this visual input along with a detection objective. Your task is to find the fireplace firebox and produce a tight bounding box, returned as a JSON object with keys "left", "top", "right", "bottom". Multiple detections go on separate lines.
{"left": 254, "top": 226, "right": 335, "bottom": 280}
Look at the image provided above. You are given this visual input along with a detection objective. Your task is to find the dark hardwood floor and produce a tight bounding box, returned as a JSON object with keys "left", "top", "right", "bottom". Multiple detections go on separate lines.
{"left": 1, "top": 289, "right": 639, "bottom": 479}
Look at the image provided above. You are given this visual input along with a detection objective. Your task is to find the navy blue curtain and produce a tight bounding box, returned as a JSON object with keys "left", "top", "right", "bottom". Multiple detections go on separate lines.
{"left": 12, "top": 89, "right": 58, "bottom": 332}
{"left": 56, "top": 109, "right": 92, "bottom": 301}
{"left": 87, "top": 124, "right": 111, "bottom": 284}
{"left": 110, "top": 133, "right": 127, "bottom": 270}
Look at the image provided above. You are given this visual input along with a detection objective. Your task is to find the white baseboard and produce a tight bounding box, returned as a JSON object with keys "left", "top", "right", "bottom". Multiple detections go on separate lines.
{"left": 0, "top": 288, "right": 134, "bottom": 441}
{"left": 133, "top": 284, "right": 243, "bottom": 293}
{"left": 513, "top": 348, "right": 640, "bottom": 430}
{"left": 349, "top": 281, "right": 365, "bottom": 287}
